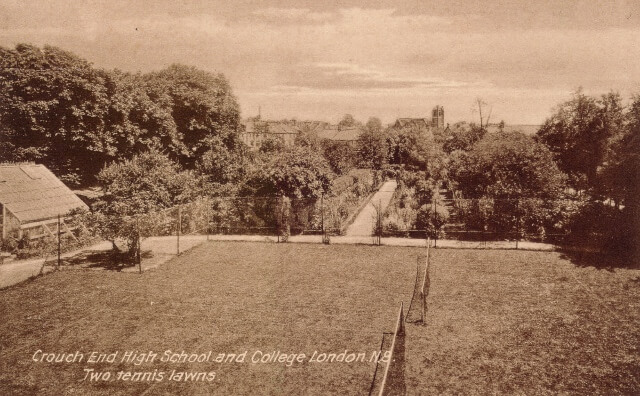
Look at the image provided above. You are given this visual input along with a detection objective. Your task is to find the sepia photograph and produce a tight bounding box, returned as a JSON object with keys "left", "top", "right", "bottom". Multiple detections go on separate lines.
{"left": 0, "top": 1, "right": 639, "bottom": 394}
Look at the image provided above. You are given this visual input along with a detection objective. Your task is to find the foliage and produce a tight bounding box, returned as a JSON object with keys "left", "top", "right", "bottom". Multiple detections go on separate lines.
{"left": 88, "top": 150, "right": 200, "bottom": 258}
{"left": 321, "top": 140, "right": 358, "bottom": 175}
{"left": 143, "top": 64, "right": 242, "bottom": 169}
{"left": 437, "top": 122, "right": 486, "bottom": 153}
{"left": 197, "top": 136, "right": 250, "bottom": 186}
{"left": 382, "top": 183, "right": 418, "bottom": 236}
{"left": 415, "top": 204, "right": 449, "bottom": 238}
{"left": 0, "top": 44, "right": 242, "bottom": 185}
{"left": 356, "top": 126, "right": 390, "bottom": 170}
{"left": 258, "top": 134, "right": 286, "bottom": 154}
{"left": 245, "top": 146, "right": 333, "bottom": 199}
{"left": 536, "top": 90, "right": 625, "bottom": 190}
{"left": 294, "top": 126, "right": 321, "bottom": 150}
{"left": 450, "top": 131, "right": 566, "bottom": 199}
{"left": 0, "top": 44, "right": 110, "bottom": 185}
{"left": 321, "top": 169, "right": 377, "bottom": 233}
{"left": 559, "top": 199, "right": 630, "bottom": 251}
{"left": 338, "top": 114, "right": 359, "bottom": 128}
{"left": 388, "top": 126, "right": 433, "bottom": 170}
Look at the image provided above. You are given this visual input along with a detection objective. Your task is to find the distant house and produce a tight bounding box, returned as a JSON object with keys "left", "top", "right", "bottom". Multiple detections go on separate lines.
{"left": 392, "top": 105, "right": 446, "bottom": 132}
{"left": 0, "top": 163, "right": 88, "bottom": 240}
{"left": 240, "top": 118, "right": 361, "bottom": 149}
{"left": 241, "top": 119, "right": 300, "bottom": 148}
{"left": 316, "top": 126, "right": 361, "bottom": 147}
{"left": 392, "top": 118, "right": 431, "bottom": 130}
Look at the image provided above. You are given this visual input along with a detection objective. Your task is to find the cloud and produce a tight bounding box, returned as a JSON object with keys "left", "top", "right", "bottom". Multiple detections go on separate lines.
{"left": 252, "top": 8, "right": 333, "bottom": 23}
{"left": 275, "top": 62, "right": 472, "bottom": 91}
{"left": 1, "top": 2, "right": 639, "bottom": 124}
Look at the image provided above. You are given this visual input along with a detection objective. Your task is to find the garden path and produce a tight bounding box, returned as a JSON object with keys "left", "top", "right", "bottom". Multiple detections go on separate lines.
{"left": 344, "top": 179, "right": 398, "bottom": 236}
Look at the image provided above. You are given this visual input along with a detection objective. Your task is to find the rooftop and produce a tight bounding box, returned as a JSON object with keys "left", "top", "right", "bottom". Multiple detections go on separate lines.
{"left": 0, "top": 163, "right": 88, "bottom": 223}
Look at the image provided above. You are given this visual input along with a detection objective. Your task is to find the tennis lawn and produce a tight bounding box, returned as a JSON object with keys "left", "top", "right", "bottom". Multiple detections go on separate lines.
{"left": 1, "top": 241, "right": 638, "bottom": 395}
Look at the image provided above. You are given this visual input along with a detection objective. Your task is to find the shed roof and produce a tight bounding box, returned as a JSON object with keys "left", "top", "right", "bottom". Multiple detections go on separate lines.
{"left": 0, "top": 163, "right": 88, "bottom": 224}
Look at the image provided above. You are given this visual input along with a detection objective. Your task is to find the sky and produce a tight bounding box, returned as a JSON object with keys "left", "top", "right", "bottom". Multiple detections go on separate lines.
{"left": 1, "top": 0, "right": 640, "bottom": 125}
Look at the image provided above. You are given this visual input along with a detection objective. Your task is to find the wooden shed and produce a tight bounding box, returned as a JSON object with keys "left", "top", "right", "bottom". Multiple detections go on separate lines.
{"left": 0, "top": 163, "right": 88, "bottom": 240}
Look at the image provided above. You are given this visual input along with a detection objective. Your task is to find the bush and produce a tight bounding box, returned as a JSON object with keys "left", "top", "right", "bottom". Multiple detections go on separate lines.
{"left": 415, "top": 204, "right": 449, "bottom": 239}
{"left": 559, "top": 199, "right": 630, "bottom": 252}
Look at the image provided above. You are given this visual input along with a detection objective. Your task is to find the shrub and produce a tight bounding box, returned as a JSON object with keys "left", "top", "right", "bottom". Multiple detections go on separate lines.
{"left": 415, "top": 204, "right": 449, "bottom": 238}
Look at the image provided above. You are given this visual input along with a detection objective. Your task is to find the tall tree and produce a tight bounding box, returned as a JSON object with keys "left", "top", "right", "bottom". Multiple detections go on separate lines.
{"left": 143, "top": 64, "right": 242, "bottom": 168}
{"left": 101, "top": 70, "right": 184, "bottom": 167}
{"left": 450, "top": 131, "right": 567, "bottom": 199}
{"left": 357, "top": 126, "right": 390, "bottom": 170}
{"left": 0, "top": 44, "right": 110, "bottom": 184}
{"left": 536, "top": 90, "right": 625, "bottom": 190}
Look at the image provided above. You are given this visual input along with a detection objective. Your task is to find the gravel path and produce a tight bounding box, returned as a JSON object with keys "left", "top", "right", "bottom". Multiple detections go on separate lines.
{"left": 345, "top": 179, "right": 398, "bottom": 236}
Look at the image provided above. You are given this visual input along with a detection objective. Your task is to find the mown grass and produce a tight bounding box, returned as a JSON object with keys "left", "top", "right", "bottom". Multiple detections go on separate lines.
{"left": 0, "top": 242, "right": 638, "bottom": 395}
{"left": 408, "top": 249, "right": 640, "bottom": 395}
{"left": 0, "top": 242, "right": 415, "bottom": 395}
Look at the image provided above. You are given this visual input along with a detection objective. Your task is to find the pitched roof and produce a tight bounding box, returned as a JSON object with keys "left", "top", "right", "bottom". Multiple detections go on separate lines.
{"left": 393, "top": 118, "right": 431, "bottom": 129}
{"left": 266, "top": 122, "right": 299, "bottom": 135}
{"left": 0, "top": 163, "right": 88, "bottom": 223}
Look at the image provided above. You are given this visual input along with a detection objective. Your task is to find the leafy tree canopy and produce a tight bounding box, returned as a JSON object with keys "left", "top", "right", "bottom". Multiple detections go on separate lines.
{"left": 0, "top": 45, "right": 242, "bottom": 185}
{"left": 0, "top": 44, "right": 109, "bottom": 184}
{"left": 536, "top": 90, "right": 624, "bottom": 190}
{"left": 450, "top": 131, "right": 567, "bottom": 199}
{"left": 143, "top": 64, "right": 242, "bottom": 168}
{"left": 246, "top": 146, "right": 333, "bottom": 199}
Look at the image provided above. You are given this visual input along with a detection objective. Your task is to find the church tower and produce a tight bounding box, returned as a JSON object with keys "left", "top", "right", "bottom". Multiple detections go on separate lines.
{"left": 431, "top": 106, "right": 444, "bottom": 128}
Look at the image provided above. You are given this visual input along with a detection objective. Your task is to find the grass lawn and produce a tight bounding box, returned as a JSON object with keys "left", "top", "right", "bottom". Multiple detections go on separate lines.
{"left": 409, "top": 249, "right": 640, "bottom": 395}
{"left": 0, "top": 242, "right": 416, "bottom": 395}
{"left": 0, "top": 242, "right": 638, "bottom": 395}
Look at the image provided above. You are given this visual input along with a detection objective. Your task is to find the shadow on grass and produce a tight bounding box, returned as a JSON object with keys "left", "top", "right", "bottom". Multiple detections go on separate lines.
{"left": 63, "top": 249, "right": 153, "bottom": 271}
{"left": 558, "top": 246, "right": 639, "bottom": 271}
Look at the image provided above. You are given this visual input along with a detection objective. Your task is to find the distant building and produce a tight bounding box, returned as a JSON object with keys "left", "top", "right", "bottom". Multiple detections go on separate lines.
{"left": 0, "top": 163, "right": 88, "bottom": 240}
{"left": 316, "top": 126, "right": 360, "bottom": 148}
{"left": 392, "top": 105, "right": 446, "bottom": 131}
{"left": 432, "top": 105, "right": 445, "bottom": 129}
{"left": 240, "top": 118, "right": 361, "bottom": 150}
{"left": 241, "top": 119, "right": 300, "bottom": 148}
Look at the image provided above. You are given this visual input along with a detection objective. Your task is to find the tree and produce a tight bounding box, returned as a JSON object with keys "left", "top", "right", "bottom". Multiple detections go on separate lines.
{"left": 102, "top": 70, "right": 184, "bottom": 164}
{"left": 0, "top": 45, "right": 244, "bottom": 186}
{"left": 438, "top": 122, "right": 486, "bottom": 153}
{"left": 143, "top": 64, "right": 242, "bottom": 169}
{"left": 89, "top": 150, "right": 200, "bottom": 259}
{"left": 321, "top": 140, "right": 358, "bottom": 175}
{"left": 197, "top": 136, "right": 249, "bottom": 187}
{"left": 536, "top": 90, "right": 625, "bottom": 190}
{"left": 357, "top": 123, "right": 391, "bottom": 170}
{"left": 338, "top": 114, "right": 359, "bottom": 128}
{"left": 472, "top": 97, "right": 492, "bottom": 129}
{"left": 0, "top": 44, "right": 110, "bottom": 184}
{"left": 451, "top": 131, "right": 566, "bottom": 199}
{"left": 259, "top": 135, "right": 286, "bottom": 154}
{"left": 388, "top": 126, "right": 434, "bottom": 171}
{"left": 449, "top": 131, "right": 567, "bottom": 238}
{"left": 247, "top": 146, "right": 333, "bottom": 199}
{"left": 364, "top": 117, "right": 382, "bottom": 133}
{"left": 595, "top": 94, "right": 640, "bottom": 258}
